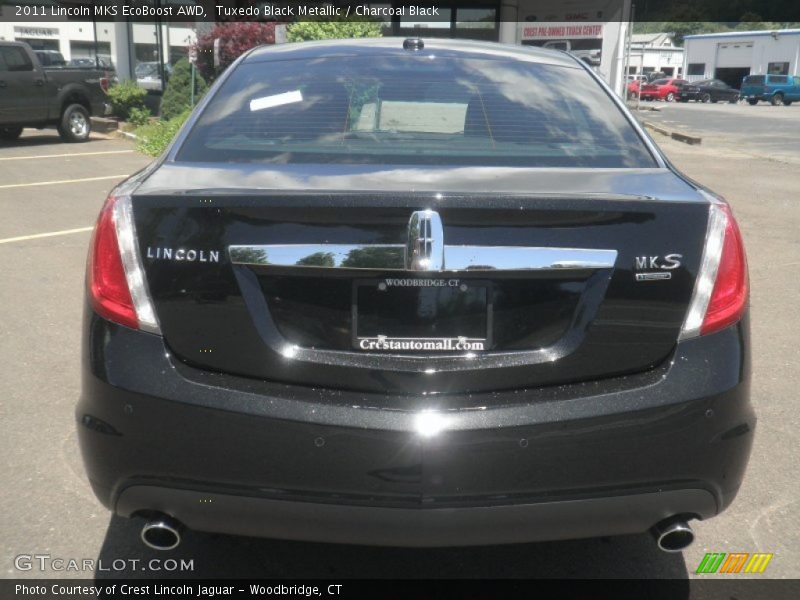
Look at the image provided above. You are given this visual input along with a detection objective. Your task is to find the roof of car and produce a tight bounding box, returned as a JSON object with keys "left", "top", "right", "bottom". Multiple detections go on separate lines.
{"left": 244, "top": 37, "right": 582, "bottom": 69}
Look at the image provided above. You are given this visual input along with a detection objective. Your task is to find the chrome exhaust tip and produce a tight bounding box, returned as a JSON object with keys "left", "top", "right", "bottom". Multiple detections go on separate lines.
{"left": 651, "top": 518, "right": 695, "bottom": 553}
{"left": 140, "top": 515, "right": 183, "bottom": 551}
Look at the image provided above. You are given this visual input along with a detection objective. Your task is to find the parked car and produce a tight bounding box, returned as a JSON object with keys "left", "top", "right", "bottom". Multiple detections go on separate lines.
{"left": 79, "top": 38, "right": 753, "bottom": 553}
{"left": 34, "top": 49, "right": 66, "bottom": 68}
{"left": 0, "top": 41, "right": 109, "bottom": 142}
{"left": 740, "top": 74, "right": 800, "bottom": 106}
{"left": 626, "top": 74, "right": 647, "bottom": 99}
{"left": 135, "top": 61, "right": 172, "bottom": 92}
{"left": 67, "top": 57, "right": 117, "bottom": 87}
{"left": 678, "top": 79, "right": 740, "bottom": 103}
{"left": 639, "top": 78, "right": 688, "bottom": 102}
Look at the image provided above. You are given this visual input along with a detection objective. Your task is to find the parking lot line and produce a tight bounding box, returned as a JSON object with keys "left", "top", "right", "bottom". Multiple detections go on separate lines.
{"left": 0, "top": 150, "right": 135, "bottom": 162}
{"left": 0, "top": 226, "right": 93, "bottom": 245}
{"left": 0, "top": 175, "right": 129, "bottom": 190}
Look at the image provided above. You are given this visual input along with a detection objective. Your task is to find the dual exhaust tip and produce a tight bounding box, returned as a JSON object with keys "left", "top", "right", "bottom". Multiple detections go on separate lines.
{"left": 139, "top": 513, "right": 694, "bottom": 553}
{"left": 140, "top": 515, "right": 182, "bottom": 551}
{"left": 651, "top": 517, "right": 695, "bottom": 553}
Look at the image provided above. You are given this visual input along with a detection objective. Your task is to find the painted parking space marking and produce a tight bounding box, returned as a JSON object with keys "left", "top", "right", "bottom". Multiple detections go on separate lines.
{"left": 0, "top": 226, "right": 93, "bottom": 245}
{"left": 0, "top": 150, "right": 135, "bottom": 161}
{"left": 0, "top": 175, "right": 128, "bottom": 190}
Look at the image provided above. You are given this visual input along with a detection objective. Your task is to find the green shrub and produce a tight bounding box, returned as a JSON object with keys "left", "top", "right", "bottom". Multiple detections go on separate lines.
{"left": 107, "top": 80, "right": 147, "bottom": 120}
{"left": 128, "top": 107, "right": 151, "bottom": 128}
{"left": 135, "top": 110, "right": 191, "bottom": 157}
{"left": 286, "top": 20, "right": 382, "bottom": 42}
{"left": 160, "top": 59, "right": 208, "bottom": 120}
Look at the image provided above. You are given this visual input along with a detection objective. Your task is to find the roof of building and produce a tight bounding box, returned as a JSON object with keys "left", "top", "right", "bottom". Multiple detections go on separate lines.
{"left": 631, "top": 33, "right": 674, "bottom": 46}
{"left": 684, "top": 29, "right": 800, "bottom": 40}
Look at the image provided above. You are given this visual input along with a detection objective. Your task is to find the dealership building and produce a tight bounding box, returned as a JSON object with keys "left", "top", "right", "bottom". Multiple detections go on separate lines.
{"left": 0, "top": 20, "right": 197, "bottom": 70}
{"left": 0, "top": 0, "right": 633, "bottom": 96}
{"left": 682, "top": 29, "right": 800, "bottom": 88}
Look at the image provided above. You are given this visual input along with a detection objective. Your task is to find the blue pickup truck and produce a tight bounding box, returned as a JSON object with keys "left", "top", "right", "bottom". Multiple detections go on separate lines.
{"left": 740, "top": 74, "right": 800, "bottom": 106}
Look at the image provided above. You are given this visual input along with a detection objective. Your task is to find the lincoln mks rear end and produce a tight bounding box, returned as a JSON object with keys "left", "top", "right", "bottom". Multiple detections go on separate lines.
{"left": 78, "top": 39, "right": 753, "bottom": 552}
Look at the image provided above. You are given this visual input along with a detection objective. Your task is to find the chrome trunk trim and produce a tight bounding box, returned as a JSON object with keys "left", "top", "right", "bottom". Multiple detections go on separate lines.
{"left": 229, "top": 244, "right": 617, "bottom": 272}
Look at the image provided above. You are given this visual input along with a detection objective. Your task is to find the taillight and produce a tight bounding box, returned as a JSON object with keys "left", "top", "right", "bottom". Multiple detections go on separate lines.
{"left": 100, "top": 76, "right": 110, "bottom": 93}
{"left": 88, "top": 193, "right": 160, "bottom": 333}
{"left": 680, "top": 202, "right": 748, "bottom": 339}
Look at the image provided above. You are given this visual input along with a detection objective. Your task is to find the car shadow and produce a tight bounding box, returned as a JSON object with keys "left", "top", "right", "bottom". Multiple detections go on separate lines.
{"left": 0, "top": 130, "right": 103, "bottom": 147}
{"left": 94, "top": 515, "right": 690, "bottom": 586}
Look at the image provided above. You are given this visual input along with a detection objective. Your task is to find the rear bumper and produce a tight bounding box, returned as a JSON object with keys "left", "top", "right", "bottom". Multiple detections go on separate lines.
{"left": 117, "top": 486, "right": 716, "bottom": 547}
{"left": 78, "top": 310, "right": 754, "bottom": 546}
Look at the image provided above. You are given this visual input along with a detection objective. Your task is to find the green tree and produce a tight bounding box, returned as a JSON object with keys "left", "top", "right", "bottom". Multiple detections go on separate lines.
{"left": 160, "top": 59, "right": 208, "bottom": 120}
{"left": 286, "top": 20, "right": 382, "bottom": 42}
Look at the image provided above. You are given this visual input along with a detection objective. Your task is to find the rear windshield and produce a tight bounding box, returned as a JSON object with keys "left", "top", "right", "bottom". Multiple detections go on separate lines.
{"left": 177, "top": 56, "right": 656, "bottom": 168}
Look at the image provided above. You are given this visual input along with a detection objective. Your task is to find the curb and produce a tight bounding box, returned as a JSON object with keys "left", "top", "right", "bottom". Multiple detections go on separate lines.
{"left": 627, "top": 104, "right": 661, "bottom": 112}
{"left": 112, "top": 130, "right": 138, "bottom": 141}
{"left": 90, "top": 116, "right": 119, "bottom": 134}
{"left": 642, "top": 120, "right": 702, "bottom": 146}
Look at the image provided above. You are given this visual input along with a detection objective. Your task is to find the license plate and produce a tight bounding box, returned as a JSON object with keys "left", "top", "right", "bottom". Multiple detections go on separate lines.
{"left": 353, "top": 278, "right": 491, "bottom": 352}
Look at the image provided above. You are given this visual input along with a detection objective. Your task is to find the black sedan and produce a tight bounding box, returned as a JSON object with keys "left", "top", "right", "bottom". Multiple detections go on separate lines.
{"left": 679, "top": 79, "right": 741, "bottom": 103}
{"left": 78, "top": 38, "right": 753, "bottom": 553}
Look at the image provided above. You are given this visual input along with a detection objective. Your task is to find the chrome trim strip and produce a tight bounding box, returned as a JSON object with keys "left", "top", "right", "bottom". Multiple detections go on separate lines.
{"left": 229, "top": 244, "right": 617, "bottom": 272}
{"left": 444, "top": 246, "right": 617, "bottom": 271}
{"left": 229, "top": 244, "right": 406, "bottom": 270}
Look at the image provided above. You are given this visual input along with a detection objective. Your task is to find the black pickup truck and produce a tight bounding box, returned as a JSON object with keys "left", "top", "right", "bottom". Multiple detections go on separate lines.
{"left": 0, "top": 41, "right": 109, "bottom": 143}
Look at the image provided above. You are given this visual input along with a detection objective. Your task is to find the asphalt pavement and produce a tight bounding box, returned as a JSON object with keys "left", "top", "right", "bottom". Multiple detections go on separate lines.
{"left": 635, "top": 100, "right": 800, "bottom": 165}
{"left": 0, "top": 124, "right": 798, "bottom": 584}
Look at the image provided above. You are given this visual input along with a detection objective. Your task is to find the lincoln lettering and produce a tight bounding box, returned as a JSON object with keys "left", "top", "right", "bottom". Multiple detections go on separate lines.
{"left": 146, "top": 247, "right": 220, "bottom": 263}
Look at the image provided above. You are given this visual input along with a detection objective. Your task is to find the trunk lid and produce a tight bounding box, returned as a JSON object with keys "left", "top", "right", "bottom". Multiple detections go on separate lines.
{"left": 133, "top": 164, "right": 709, "bottom": 395}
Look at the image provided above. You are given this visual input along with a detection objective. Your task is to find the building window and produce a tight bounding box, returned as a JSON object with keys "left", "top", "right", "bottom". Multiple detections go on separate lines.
{"left": 767, "top": 62, "right": 790, "bottom": 75}
{"left": 392, "top": 3, "right": 500, "bottom": 42}
{"left": 687, "top": 63, "right": 705, "bottom": 76}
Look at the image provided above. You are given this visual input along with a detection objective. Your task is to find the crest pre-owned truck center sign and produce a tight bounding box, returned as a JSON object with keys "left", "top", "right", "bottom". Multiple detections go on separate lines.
{"left": 521, "top": 23, "right": 604, "bottom": 40}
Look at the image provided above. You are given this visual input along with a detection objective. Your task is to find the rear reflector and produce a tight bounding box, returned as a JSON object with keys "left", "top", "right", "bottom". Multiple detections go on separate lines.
{"left": 680, "top": 202, "right": 748, "bottom": 339}
{"left": 88, "top": 193, "right": 160, "bottom": 333}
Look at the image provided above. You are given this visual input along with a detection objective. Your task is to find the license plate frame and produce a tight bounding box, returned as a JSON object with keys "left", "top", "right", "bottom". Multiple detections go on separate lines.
{"left": 352, "top": 277, "right": 492, "bottom": 353}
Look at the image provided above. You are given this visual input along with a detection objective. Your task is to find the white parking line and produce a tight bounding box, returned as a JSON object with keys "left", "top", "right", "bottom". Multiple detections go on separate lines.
{"left": 0, "top": 175, "right": 128, "bottom": 190}
{"left": 0, "top": 226, "right": 93, "bottom": 245}
{"left": 0, "top": 150, "right": 135, "bottom": 162}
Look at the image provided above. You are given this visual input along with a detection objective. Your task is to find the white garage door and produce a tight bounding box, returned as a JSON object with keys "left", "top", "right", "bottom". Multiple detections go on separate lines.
{"left": 716, "top": 42, "right": 754, "bottom": 68}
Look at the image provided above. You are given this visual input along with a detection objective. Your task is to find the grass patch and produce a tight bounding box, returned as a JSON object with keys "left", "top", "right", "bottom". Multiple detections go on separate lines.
{"left": 134, "top": 111, "right": 191, "bottom": 157}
